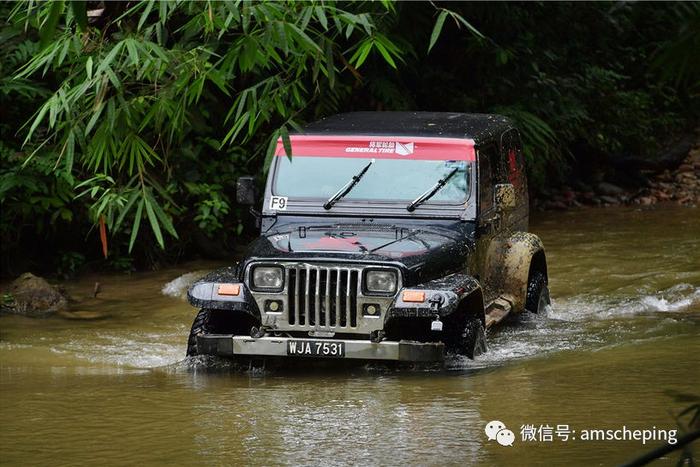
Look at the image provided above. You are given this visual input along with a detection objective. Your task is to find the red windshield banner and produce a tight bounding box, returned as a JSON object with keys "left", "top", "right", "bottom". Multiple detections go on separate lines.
{"left": 275, "top": 135, "right": 476, "bottom": 161}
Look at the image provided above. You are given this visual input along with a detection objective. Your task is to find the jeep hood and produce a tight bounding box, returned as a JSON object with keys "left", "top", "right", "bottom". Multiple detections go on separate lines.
{"left": 244, "top": 223, "right": 474, "bottom": 283}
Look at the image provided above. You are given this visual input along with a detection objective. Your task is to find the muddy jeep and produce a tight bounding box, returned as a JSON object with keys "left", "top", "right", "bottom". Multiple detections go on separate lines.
{"left": 186, "top": 112, "right": 549, "bottom": 362}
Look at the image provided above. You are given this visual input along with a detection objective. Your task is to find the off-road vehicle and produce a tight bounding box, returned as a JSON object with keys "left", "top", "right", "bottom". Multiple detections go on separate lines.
{"left": 186, "top": 112, "right": 550, "bottom": 362}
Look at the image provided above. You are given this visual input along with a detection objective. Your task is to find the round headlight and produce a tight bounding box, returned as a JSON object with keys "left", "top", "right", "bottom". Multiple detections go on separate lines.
{"left": 365, "top": 270, "right": 398, "bottom": 294}
{"left": 252, "top": 266, "right": 284, "bottom": 290}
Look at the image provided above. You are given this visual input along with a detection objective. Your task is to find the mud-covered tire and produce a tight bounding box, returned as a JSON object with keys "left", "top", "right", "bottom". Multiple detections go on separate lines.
{"left": 526, "top": 271, "right": 550, "bottom": 314}
{"left": 186, "top": 309, "right": 212, "bottom": 356}
{"left": 463, "top": 315, "right": 487, "bottom": 359}
{"left": 445, "top": 313, "right": 487, "bottom": 359}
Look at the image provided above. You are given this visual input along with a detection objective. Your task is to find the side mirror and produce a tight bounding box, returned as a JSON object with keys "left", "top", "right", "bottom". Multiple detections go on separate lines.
{"left": 494, "top": 183, "right": 516, "bottom": 212}
{"left": 236, "top": 176, "right": 257, "bottom": 206}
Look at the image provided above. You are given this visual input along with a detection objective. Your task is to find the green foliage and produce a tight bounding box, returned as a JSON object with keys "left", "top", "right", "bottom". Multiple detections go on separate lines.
{"left": 428, "top": 7, "right": 484, "bottom": 53}
{"left": 372, "top": 2, "right": 697, "bottom": 187}
{"left": 652, "top": 2, "right": 700, "bottom": 93}
{"left": 1, "top": 1, "right": 697, "bottom": 275}
{"left": 3, "top": 0, "right": 404, "bottom": 271}
{"left": 185, "top": 182, "right": 232, "bottom": 235}
{"left": 56, "top": 251, "right": 85, "bottom": 279}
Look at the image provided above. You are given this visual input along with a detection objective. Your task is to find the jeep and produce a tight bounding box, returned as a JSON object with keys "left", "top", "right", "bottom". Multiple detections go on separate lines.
{"left": 186, "top": 112, "right": 550, "bottom": 362}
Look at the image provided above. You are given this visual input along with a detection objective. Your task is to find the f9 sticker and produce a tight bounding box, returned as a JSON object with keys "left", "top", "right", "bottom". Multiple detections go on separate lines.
{"left": 269, "top": 196, "right": 288, "bottom": 210}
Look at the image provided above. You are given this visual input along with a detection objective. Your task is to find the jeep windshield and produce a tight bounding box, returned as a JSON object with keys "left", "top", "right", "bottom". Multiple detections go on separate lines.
{"left": 273, "top": 156, "right": 471, "bottom": 204}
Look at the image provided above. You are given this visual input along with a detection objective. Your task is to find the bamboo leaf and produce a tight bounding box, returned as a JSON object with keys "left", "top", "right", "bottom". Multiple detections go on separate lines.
{"left": 429, "top": 10, "right": 448, "bottom": 53}
{"left": 374, "top": 40, "right": 396, "bottom": 68}
{"left": 451, "top": 11, "right": 485, "bottom": 39}
{"left": 115, "top": 189, "right": 140, "bottom": 230}
{"left": 71, "top": 0, "right": 88, "bottom": 32}
{"left": 151, "top": 199, "right": 178, "bottom": 238}
{"left": 349, "top": 40, "right": 372, "bottom": 69}
{"left": 280, "top": 125, "right": 292, "bottom": 160}
{"left": 144, "top": 193, "right": 165, "bottom": 249}
{"left": 64, "top": 129, "right": 75, "bottom": 172}
{"left": 264, "top": 129, "right": 279, "bottom": 172}
{"left": 40, "top": 0, "right": 65, "bottom": 49}
{"left": 137, "top": 0, "right": 155, "bottom": 31}
{"left": 128, "top": 199, "right": 144, "bottom": 253}
{"left": 315, "top": 5, "right": 328, "bottom": 30}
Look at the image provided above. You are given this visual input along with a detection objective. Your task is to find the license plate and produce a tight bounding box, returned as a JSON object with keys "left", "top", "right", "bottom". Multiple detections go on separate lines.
{"left": 287, "top": 340, "right": 345, "bottom": 358}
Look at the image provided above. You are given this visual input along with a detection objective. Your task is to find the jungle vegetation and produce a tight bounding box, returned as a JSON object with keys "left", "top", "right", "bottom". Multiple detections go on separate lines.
{"left": 1, "top": 1, "right": 698, "bottom": 276}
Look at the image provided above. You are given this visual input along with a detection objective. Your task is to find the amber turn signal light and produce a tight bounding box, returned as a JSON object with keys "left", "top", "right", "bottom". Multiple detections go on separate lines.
{"left": 218, "top": 283, "right": 240, "bottom": 296}
{"left": 402, "top": 290, "right": 426, "bottom": 303}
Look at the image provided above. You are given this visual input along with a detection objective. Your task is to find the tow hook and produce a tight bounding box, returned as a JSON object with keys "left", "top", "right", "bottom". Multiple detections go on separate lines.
{"left": 429, "top": 293, "right": 444, "bottom": 332}
{"left": 370, "top": 330, "right": 385, "bottom": 343}
{"left": 250, "top": 326, "right": 266, "bottom": 338}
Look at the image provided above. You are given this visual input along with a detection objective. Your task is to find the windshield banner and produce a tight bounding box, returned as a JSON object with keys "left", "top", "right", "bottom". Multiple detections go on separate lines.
{"left": 276, "top": 135, "right": 476, "bottom": 161}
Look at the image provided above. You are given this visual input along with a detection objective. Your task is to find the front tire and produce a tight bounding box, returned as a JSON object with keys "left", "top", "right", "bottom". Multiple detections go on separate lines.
{"left": 186, "top": 309, "right": 212, "bottom": 356}
{"left": 463, "top": 315, "right": 487, "bottom": 359}
{"left": 445, "top": 313, "right": 487, "bottom": 359}
{"left": 526, "top": 271, "right": 550, "bottom": 314}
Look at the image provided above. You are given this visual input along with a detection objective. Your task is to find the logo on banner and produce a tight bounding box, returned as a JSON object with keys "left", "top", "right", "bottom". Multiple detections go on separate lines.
{"left": 395, "top": 142, "right": 414, "bottom": 156}
{"left": 344, "top": 141, "right": 415, "bottom": 155}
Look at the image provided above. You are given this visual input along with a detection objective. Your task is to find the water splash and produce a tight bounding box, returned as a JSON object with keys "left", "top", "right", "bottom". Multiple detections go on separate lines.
{"left": 548, "top": 283, "right": 700, "bottom": 321}
{"left": 161, "top": 271, "right": 209, "bottom": 300}
{"left": 460, "top": 283, "right": 700, "bottom": 370}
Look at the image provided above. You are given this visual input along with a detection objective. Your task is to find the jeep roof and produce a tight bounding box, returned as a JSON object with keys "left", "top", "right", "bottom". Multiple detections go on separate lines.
{"left": 301, "top": 111, "right": 513, "bottom": 144}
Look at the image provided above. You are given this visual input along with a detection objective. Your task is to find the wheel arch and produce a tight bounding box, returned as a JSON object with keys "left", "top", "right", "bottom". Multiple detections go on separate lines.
{"left": 484, "top": 231, "right": 548, "bottom": 312}
{"left": 528, "top": 249, "right": 548, "bottom": 284}
{"left": 456, "top": 287, "right": 486, "bottom": 325}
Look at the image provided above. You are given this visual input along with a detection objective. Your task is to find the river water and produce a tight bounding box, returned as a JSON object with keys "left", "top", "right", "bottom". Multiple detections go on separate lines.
{"left": 1, "top": 206, "right": 698, "bottom": 466}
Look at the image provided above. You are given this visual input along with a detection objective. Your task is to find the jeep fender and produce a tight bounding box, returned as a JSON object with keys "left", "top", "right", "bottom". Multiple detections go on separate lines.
{"left": 187, "top": 267, "right": 261, "bottom": 319}
{"left": 484, "top": 231, "right": 547, "bottom": 312}
{"left": 388, "top": 273, "right": 485, "bottom": 322}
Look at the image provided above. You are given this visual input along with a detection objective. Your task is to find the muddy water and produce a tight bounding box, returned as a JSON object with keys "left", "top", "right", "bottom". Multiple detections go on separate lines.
{"left": 1, "top": 206, "right": 699, "bottom": 466}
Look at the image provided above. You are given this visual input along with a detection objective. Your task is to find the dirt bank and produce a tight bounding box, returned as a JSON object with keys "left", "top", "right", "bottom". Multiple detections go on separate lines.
{"left": 534, "top": 131, "right": 700, "bottom": 210}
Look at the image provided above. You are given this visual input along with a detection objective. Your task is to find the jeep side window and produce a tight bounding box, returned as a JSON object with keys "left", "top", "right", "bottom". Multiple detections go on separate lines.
{"left": 478, "top": 145, "right": 498, "bottom": 214}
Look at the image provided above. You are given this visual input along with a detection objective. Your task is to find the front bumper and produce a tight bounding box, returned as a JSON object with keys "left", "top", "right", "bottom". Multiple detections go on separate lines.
{"left": 196, "top": 335, "right": 444, "bottom": 362}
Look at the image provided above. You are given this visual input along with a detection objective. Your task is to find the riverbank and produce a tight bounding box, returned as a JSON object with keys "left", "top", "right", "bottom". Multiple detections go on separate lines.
{"left": 534, "top": 131, "right": 700, "bottom": 210}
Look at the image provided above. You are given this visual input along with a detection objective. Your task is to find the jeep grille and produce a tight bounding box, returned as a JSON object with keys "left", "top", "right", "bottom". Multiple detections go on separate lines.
{"left": 287, "top": 265, "right": 361, "bottom": 329}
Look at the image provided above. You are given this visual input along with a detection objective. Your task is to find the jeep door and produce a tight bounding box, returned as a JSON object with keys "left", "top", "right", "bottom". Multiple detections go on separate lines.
{"left": 472, "top": 143, "right": 502, "bottom": 303}
{"left": 500, "top": 128, "right": 528, "bottom": 231}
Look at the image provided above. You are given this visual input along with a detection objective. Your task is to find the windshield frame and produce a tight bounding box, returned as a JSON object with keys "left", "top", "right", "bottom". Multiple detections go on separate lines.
{"left": 262, "top": 135, "right": 478, "bottom": 220}
{"left": 270, "top": 156, "right": 472, "bottom": 208}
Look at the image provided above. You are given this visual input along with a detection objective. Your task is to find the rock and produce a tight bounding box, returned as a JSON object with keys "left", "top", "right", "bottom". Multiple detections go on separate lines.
{"left": 637, "top": 196, "right": 654, "bottom": 205}
{"left": 600, "top": 195, "right": 620, "bottom": 204}
{"left": 573, "top": 182, "right": 593, "bottom": 192}
{"left": 543, "top": 200, "right": 568, "bottom": 210}
{"left": 677, "top": 164, "right": 694, "bottom": 173}
{"left": 1, "top": 273, "right": 67, "bottom": 317}
{"left": 676, "top": 172, "right": 694, "bottom": 182}
{"left": 597, "top": 182, "right": 626, "bottom": 196}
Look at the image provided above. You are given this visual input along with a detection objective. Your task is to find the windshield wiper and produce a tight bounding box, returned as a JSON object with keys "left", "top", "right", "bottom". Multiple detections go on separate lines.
{"left": 406, "top": 167, "right": 459, "bottom": 212}
{"left": 323, "top": 159, "right": 375, "bottom": 210}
